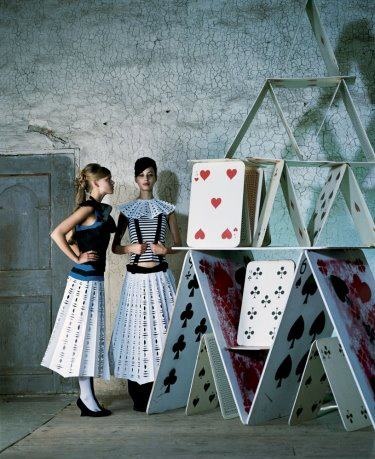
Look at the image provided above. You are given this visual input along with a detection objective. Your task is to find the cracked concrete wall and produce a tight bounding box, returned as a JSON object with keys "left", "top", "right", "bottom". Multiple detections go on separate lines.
{"left": 0, "top": 0, "right": 374, "bottom": 393}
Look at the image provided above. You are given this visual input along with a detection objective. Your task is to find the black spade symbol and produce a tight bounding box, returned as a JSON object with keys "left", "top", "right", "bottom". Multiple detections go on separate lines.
{"left": 172, "top": 335, "right": 186, "bottom": 359}
{"left": 296, "top": 406, "right": 303, "bottom": 418}
{"left": 305, "top": 375, "right": 312, "bottom": 387}
{"left": 198, "top": 367, "right": 205, "bottom": 378}
{"left": 327, "top": 174, "right": 332, "bottom": 182}
{"left": 302, "top": 275, "right": 318, "bottom": 304}
{"left": 321, "top": 211, "right": 326, "bottom": 221}
{"left": 321, "top": 200, "right": 326, "bottom": 209}
{"left": 180, "top": 303, "right": 194, "bottom": 327}
{"left": 355, "top": 202, "right": 360, "bottom": 212}
{"left": 329, "top": 275, "right": 349, "bottom": 303}
{"left": 204, "top": 382, "right": 210, "bottom": 392}
{"left": 320, "top": 373, "right": 327, "bottom": 383}
{"left": 295, "top": 351, "right": 309, "bottom": 382}
{"left": 309, "top": 311, "right": 326, "bottom": 342}
{"left": 209, "top": 393, "right": 216, "bottom": 403}
{"left": 287, "top": 315, "right": 305, "bottom": 349}
{"left": 275, "top": 355, "right": 292, "bottom": 388}
{"left": 296, "top": 277, "right": 302, "bottom": 288}
{"left": 193, "top": 397, "right": 199, "bottom": 407}
{"left": 163, "top": 369, "right": 177, "bottom": 393}
{"left": 320, "top": 193, "right": 325, "bottom": 201}
{"left": 195, "top": 318, "right": 208, "bottom": 342}
{"left": 188, "top": 275, "right": 199, "bottom": 297}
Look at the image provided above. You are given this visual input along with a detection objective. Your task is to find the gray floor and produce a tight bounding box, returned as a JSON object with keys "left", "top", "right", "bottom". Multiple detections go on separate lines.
{"left": 0, "top": 396, "right": 374, "bottom": 458}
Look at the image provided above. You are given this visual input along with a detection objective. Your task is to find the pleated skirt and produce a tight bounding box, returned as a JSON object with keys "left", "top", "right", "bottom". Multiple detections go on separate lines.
{"left": 41, "top": 276, "right": 110, "bottom": 380}
{"left": 109, "top": 269, "right": 176, "bottom": 384}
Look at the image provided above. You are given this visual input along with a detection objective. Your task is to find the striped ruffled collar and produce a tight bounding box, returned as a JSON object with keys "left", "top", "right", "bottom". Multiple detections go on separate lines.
{"left": 118, "top": 198, "right": 175, "bottom": 219}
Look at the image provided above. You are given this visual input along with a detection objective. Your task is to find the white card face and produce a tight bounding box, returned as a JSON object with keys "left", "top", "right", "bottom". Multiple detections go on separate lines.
{"left": 237, "top": 260, "right": 295, "bottom": 347}
{"left": 147, "top": 253, "right": 212, "bottom": 414}
{"left": 205, "top": 333, "right": 238, "bottom": 419}
{"left": 253, "top": 160, "right": 284, "bottom": 247}
{"left": 306, "top": 250, "right": 375, "bottom": 429}
{"left": 187, "top": 161, "right": 245, "bottom": 248}
{"left": 340, "top": 166, "right": 375, "bottom": 246}
{"left": 191, "top": 251, "right": 268, "bottom": 425}
{"left": 316, "top": 338, "right": 372, "bottom": 432}
{"left": 308, "top": 164, "right": 346, "bottom": 244}
{"left": 280, "top": 164, "right": 311, "bottom": 246}
{"left": 289, "top": 341, "right": 331, "bottom": 425}
{"left": 247, "top": 252, "right": 334, "bottom": 425}
{"left": 186, "top": 335, "right": 219, "bottom": 415}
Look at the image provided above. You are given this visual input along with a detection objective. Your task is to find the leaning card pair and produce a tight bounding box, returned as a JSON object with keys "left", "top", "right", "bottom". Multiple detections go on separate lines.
{"left": 147, "top": 252, "right": 212, "bottom": 414}
{"left": 307, "top": 249, "right": 375, "bottom": 429}
{"left": 187, "top": 160, "right": 245, "bottom": 247}
{"left": 247, "top": 251, "right": 333, "bottom": 425}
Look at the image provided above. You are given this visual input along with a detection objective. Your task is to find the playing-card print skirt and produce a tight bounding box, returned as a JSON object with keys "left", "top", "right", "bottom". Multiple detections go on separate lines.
{"left": 41, "top": 276, "right": 110, "bottom": 380}
{"left": 109, "top": 268, "right": 176, "bottom": 384}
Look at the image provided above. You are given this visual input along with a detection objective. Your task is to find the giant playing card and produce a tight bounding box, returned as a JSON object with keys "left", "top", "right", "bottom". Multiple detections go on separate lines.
{"left": 191, "top": 250, "right": 268, "bottom": 424}
{"left": 307, "top": 249, "right": 375, "bottom": 428}
{"left": 187, "top": 161, "right": 246, "bottom": 247}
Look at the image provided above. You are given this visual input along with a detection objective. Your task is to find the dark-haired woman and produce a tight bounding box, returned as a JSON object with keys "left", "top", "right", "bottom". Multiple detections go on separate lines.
{"left": 109, "top": 157, "right": 181, "bottom": 412}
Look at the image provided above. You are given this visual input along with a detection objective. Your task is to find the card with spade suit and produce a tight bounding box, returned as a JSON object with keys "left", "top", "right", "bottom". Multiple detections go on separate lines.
{"left": 290, "top": 337, "right": 372, "bottom": 431}
{"left": 306, "top": 249, "right": 375, "bottom": 429}
{"left": 191, "top": 250, "right": 268, "bottom": 424}
{"left": 237, "top": 260, "right": 295, "bottom": 347}
{"left": 186, "top": 334, "right": 219, "bottom": 416}
{"left": 247, "top": 251, "right": 333, "bottom": 425}
{"left": 187, "top": 160, "right": 246, "bottom": 247}
{"left": 147, "top": 252, "right": 212, "bottom": 414}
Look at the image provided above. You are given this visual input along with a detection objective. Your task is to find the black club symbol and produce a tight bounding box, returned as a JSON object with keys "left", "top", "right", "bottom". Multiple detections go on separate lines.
{"left": 274, "top": 286, "right": 285, "bottom": 298}
{"left": 245, "top": 327, "right": 254, "bottom": 340}
{"left": 361, "top": 406, "right": 368, "bottom": 419}
{"left": 247, "top": 308, "right": 257, "bottom": 320}
{"left": 252, "top": 267, "right": 263, "bottom": 279}
{"left": 277, "top": 266, "right": 287, "bottom": 278}
{"left": 338, "top": 343, "right": 343, "bottom": 354}
{"left": 261, "top": 294, "right": 271, "bottom": 307}
{"left": 345, "top": 411, "right": 353, "bottom": 423}
{"left": 271, "top": 308, "right": 282, "bottom": 320}
{"left": 250, "top": 286, "right": 260, "bottom": 298}
{"left": 268, "top": 327, "right": 276, "bottom": 340}
{"left": 322, "top": 346, "right": 331, "bottom": 359}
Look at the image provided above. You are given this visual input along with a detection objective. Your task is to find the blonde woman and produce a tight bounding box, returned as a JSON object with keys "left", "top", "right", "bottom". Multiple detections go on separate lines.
{"left": 41, "top": 163, "right": 115, "bottom": 417}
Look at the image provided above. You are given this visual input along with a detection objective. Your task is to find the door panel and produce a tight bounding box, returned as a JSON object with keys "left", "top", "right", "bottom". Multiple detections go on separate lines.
{"left": 0, "top": 153, "right": 75, "bottom": 394}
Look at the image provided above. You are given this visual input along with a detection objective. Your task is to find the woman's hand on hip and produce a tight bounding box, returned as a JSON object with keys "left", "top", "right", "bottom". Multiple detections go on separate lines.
{"left": 77, "top": 250, "right": 99, "bottom": 263}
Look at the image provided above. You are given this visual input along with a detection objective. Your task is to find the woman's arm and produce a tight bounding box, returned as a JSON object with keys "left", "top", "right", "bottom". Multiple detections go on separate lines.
{"left": 151, "top": 212, "right": 182, "bottom": 255}
{"left": 51, "top": 206, "right": 99, "bottom": 264}
{"left": 111, "top": 213, "right": 147, "bottom": 255}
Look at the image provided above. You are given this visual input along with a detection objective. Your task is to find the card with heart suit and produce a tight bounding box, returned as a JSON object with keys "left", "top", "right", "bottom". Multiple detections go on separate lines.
{"left": 186, "top": 334, "right": 219, "bottom": 416}
{"left": 306, "top": 249, "right": 375, "bottom": 429}
{"left": 237, "top": 260, "right": 295, "bottom": 347}
{"left": 289, "top": 337, "right": 372, "bottom": 431}
{"left": 187, "top": 161, "right": 246, "bottom": 247}
{"left": 246, "top": 251, "right": 334, "bottom": 425}
{"left": 147, "top": 252, "right": 212, "bottom": 414}
{"left": 191, "top": 251, "right": 268, "bottom": 424}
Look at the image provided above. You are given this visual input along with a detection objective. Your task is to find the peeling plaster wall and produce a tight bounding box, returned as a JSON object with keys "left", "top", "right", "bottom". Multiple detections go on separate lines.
{"left": 0, "top": 0, "right": 374, "bottom": 392}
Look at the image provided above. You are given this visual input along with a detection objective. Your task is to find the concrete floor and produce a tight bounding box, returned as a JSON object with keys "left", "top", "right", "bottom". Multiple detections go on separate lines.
{"left": 0, "top": 396, "right": 374, "bottom": 458}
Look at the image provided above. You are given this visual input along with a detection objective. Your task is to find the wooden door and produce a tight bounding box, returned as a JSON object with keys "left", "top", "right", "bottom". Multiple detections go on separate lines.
{"left": 0, "top": 153, "right": 75, "bottom": 394}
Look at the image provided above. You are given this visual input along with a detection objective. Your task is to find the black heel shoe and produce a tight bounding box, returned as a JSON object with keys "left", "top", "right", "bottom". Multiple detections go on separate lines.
{"left": 89, "top": 377, "right": 112, "bottom": 416}
{"left": 76, "top": 398, "right": 112, "bottom": 417}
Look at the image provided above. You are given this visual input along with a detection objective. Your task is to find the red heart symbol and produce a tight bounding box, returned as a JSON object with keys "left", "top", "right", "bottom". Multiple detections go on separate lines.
{"left": 226, "top": 169, "right": 237, "bottom": 180}
{"left": 221, "top": 228, "right": 232, "bottom": 239}
{"left": 352, "top": 274, "right": 371, "bottom": 303}
{"left": 200, "top": 170, "right": 210, "bottom": 181}
{"left": 211, "top": 198, "right": 222, "bottom": 209}
{"left": 194, "top": 177, "right": 199, "bottom": 182}
{"left": 195, "top": 229, "right": 205, "bottom": 240}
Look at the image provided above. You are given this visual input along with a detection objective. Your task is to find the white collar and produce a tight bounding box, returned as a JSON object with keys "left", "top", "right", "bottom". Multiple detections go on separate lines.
{"left": 118, "top": 198, "right": 175, "bottom": 219}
